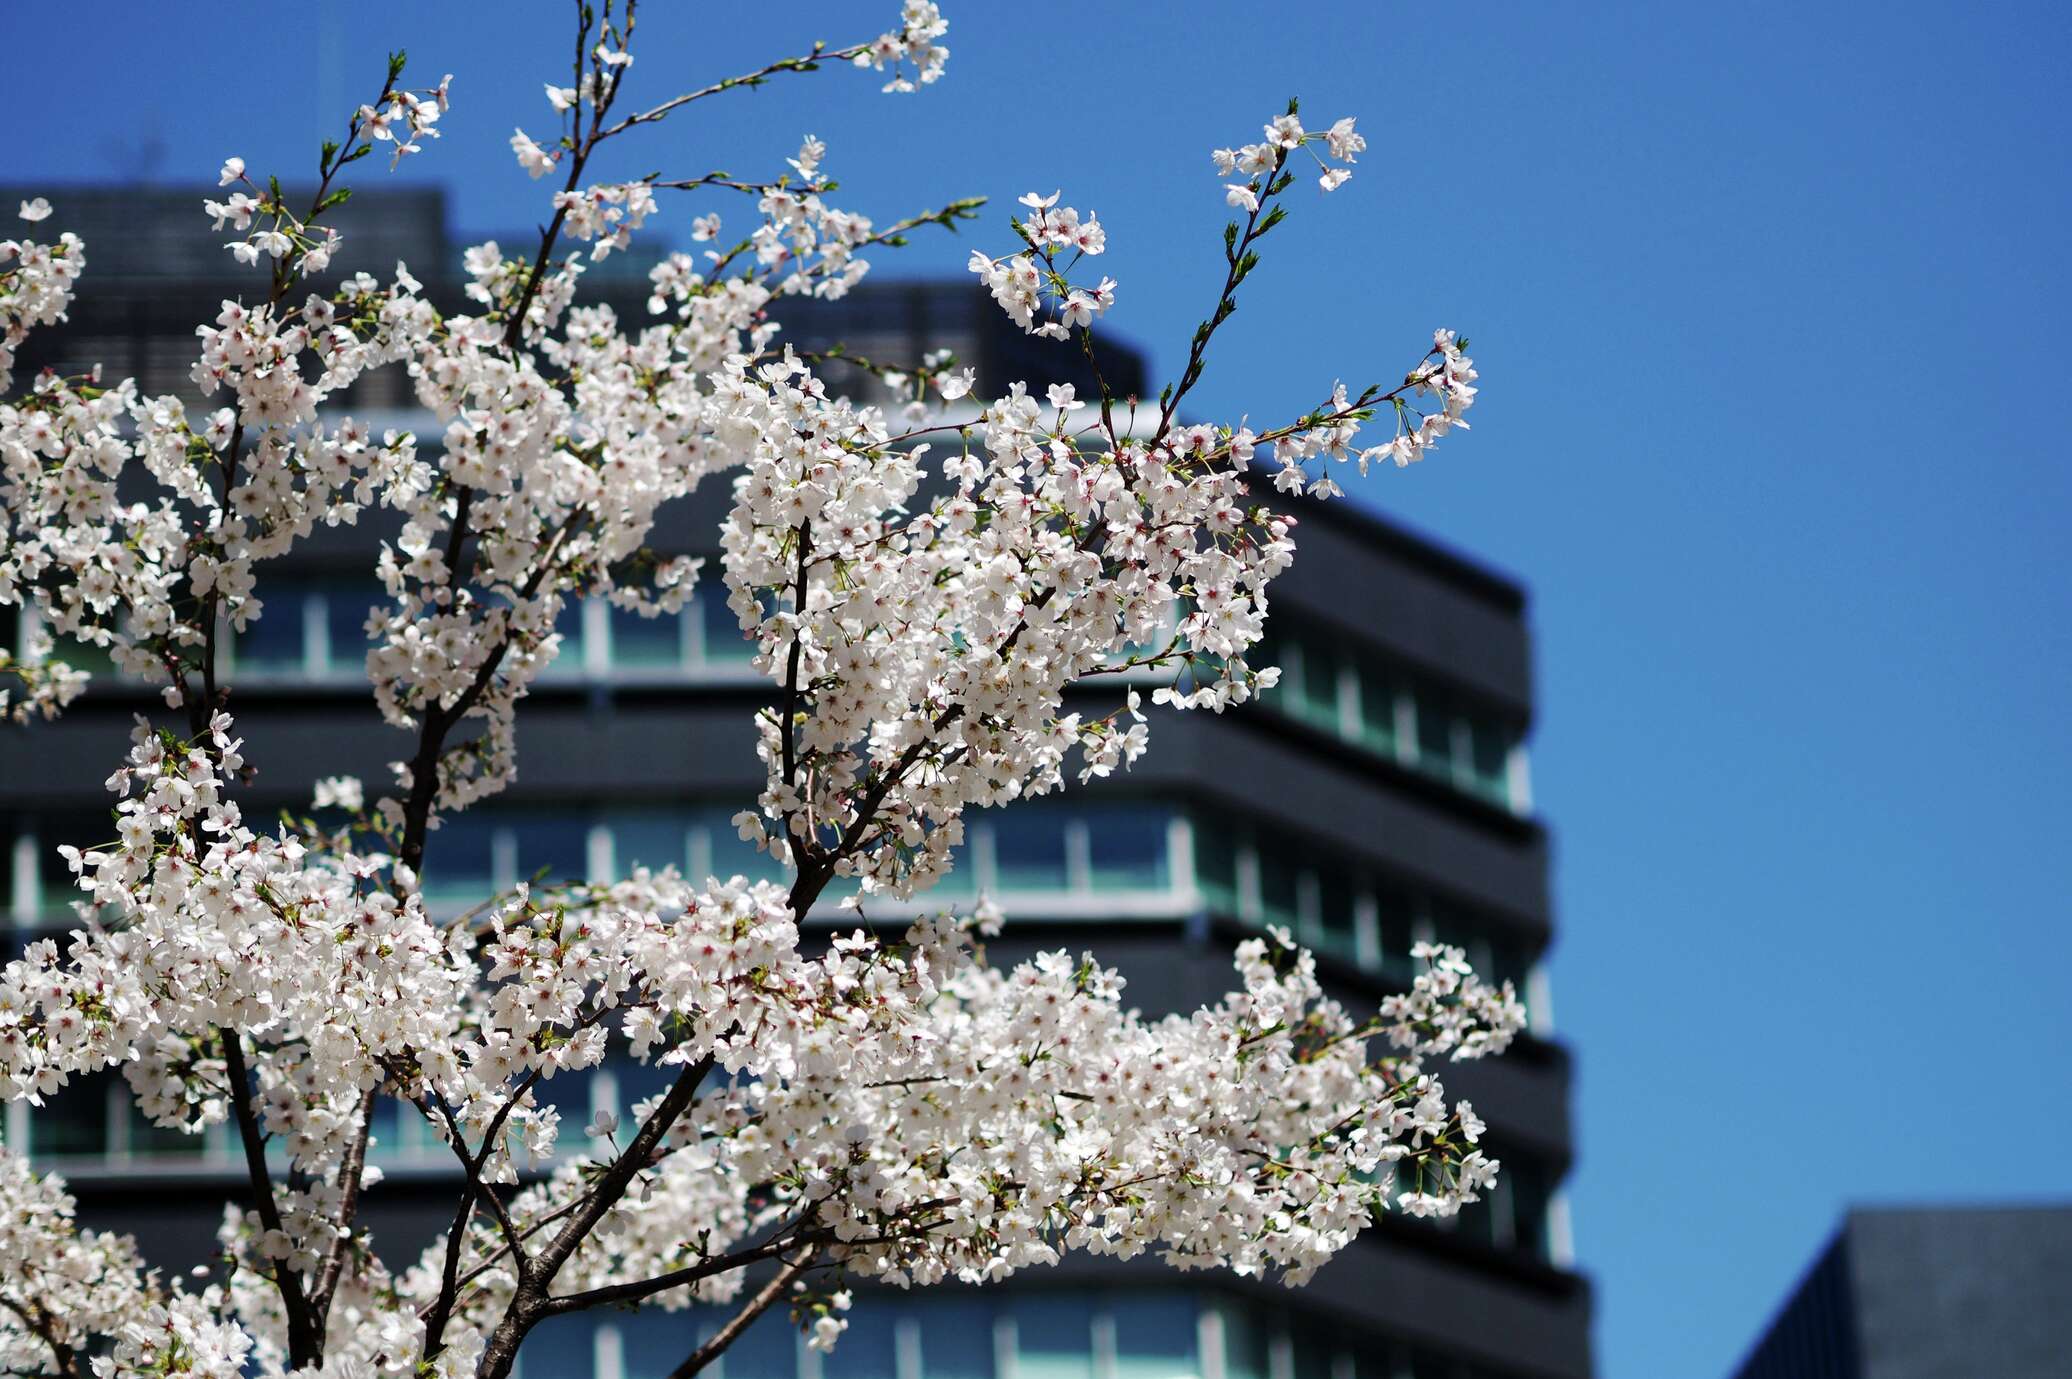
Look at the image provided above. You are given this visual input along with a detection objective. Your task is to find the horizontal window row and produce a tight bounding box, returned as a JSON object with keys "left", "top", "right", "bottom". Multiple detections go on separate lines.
{"left": 1252, "top": 616, "right": 1531, "bottom": 814}
{"left": 3, "top": 1046, "right": 1562, "bottom": 1273}
{"left": 8, "top": 577, "right": 762, "bottom": 685}
{"left": 11, "top": 589, "right": 1533, "bottom": 821}
{"left": 5, "top": 801, "right": 1544, "bottom": 1020}
{"left": 1192, "top": 813, "right": 1542, "bottom": 999}
{"left": 502, "top": 1286, "right": 1543, "bottom": 1379}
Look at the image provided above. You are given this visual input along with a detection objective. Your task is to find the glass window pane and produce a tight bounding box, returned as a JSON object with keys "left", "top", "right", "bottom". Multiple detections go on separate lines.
{"left": 716, "top": 1309, "right": 796, "bottom": 1379}
{"left": 918, "top": 828, "right": 975, "bottom": 898}
{"left": 1257, "top": 849, "right": 1300, "bottom": 926}
{"left": 1113, "top": 1294, "right": 1197, "bottom": 1379}
{"left": 325, "top": 582, "right": 384, "bottom": 673}
{"left": 704, "top": 808, "right": 786, "bottom": 887}
{"left": 49, "top": 631, "right": 118, "bottom": 679}
{"left": 1508, "top": 1156, "right": 1551, "bottom": 1259}
{"left": 1193, "top": 813, "right": 1239, "bottom": 911}
{"left": 611, "top": 606, "right": 683, "bottom": 669}
{"left": 994, "top": 811, "right": 1070, "bottom": 893}
{"left": 609, "top": 813, "right": 689, "bottom": 879}
{"left": 622, "top": 1309, "right": 702, "bottom": 1379}
{"left": 510, "top": 815, "right": 590, "bottom": 887}
{"left": 1219, "top": 1304, "right": 1271, "bottom": 1379}
{"left": 1012, "top": 1294, "right": 1093, "bottom": 1379}
{"left": 1468, "top": 715, "right": 1511, "bottom": 801}
{"left": 235, "top": 591, "right": 305, "bottom": 672}
{"left": 1415, "top": 687, "right": 1454, "bottom": 774}
{"left": 610, "top": 1055, "right": 678, "bottom": 1122}
{"left": 29, "top": 1071, "right": 110, "bottom": 1158}
{"left": 423, "top": 814, "right": 497, "bottom": 907}
{"left": 1292, "top": 1331, "right": 1336, "bottom": 1379}
{"left": 1374, "top": 884, "right": 1417, "bottom": 987}
{"left": 916, "top": 1296, "right": 995, "bottom": 1379}
{"left": 1297, "top": 639, "right": 1339, "bottom": 728}
{"left": 1358, "top": 660, "right": 1399, "bottom": 755}
{"left": 367, "top": 1095, "right": 408, "bottom": 1164}
{"left": 1085, "top": 807, "right": 1170, "bottom": 891}
{"left": 700, "top": 585, "right": 757, "bottom": 663}
{"left": 36, "top": 813, "right": 108, "bottom": 921}
{"left": 128, "top": 1099, "right": 203, "bottom": 1159}
{"left": 915, "top": 1292, "right": 994, "bottom": 1366}
{"left": 821, "top": 1305, "right": 897, "bottom": 1379}
{"left": 1316, "top": 869, "right": 1359, "bottom": 960}
{"left": 517, "top": 1314, "right": 594, "bottom": 1379}
{"left": 538, "top": 599, "right": 586, "bottom": 679}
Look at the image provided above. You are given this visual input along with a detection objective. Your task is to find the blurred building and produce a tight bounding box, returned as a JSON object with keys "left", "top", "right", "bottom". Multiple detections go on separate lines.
{"left": 1728, "top": 1205, "right": 2072, "bottom": 1379}
{"left": 0, "top": 185, "right": 1589, "bottom": 1379}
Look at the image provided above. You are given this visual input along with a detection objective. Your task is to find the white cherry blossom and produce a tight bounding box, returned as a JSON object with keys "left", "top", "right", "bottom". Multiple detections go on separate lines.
{"left": 0, "top": 11, "right": 1500, "bottom": 1379}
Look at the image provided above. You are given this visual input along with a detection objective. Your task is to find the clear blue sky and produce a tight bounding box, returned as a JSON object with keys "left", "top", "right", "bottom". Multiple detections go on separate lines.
{"left": 8, "top": 3, "right": 2068, "bottom": 1375}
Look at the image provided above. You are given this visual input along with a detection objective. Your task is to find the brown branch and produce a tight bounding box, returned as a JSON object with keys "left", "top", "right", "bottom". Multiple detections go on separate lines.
{"left": 665, "top": 1254, "right": 813, "bottom": 1379}
{"left": 219, "top": 1031, "right": 320, "bottom": 1368}
{"left": 540, "top": 1224, "right": 811, "bottom": 1316}
{"left": 309, "top": 1090, "right": 376, "bottom": 1315}
{"left": 0, "top": 1296, "right": 84, "bottom": 1379}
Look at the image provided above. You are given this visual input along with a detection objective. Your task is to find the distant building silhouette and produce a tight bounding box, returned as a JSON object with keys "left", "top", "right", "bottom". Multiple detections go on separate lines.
{"left": 1729, "top": 1205, "right": 2072, "bottom": 1379}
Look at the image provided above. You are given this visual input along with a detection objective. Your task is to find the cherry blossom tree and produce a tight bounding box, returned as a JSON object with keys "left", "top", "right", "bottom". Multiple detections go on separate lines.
{"left": 0, "top": 4, "right": 1505, "bottom": 1376}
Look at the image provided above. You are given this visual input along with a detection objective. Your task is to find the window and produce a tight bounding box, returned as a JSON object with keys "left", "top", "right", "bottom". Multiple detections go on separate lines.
{"left": 916, "top": 1297, "right": 995, "bottom": 1379}
{"left": 28, "top": 1072, "right": 109, "bottom": 1158}
{"left": 703, "top": 807, "right": 786, "bottom": 886}
{"left": 1256, "top": 849, "right": 1300, "bottom": 927}
{"left": 516, "top": 1314, "right": 595, "bottom": 1379}
{"left": 48, "top": 630, "right": 119, "bottom": 680}
{"left": 36, "top": 813, "right": 110, "bottom": 921}
{"left": 1295, "top": 638, "right": 1341, "bottom": 729}
{"left": 1357, "top": 656, "right": 1401, "bottom": 756}
{"left": 233, "top": 591, "right": 307, "bottom": 672}
{"left": 608, "top": 813, "right": 689, "bottom": 879}
{"left": 921, "top": 828, "right": 976, "bottom": 898}
{"left": 1084, "top": 806, "right": 1169, "bottom": 890}
{"left": 1414, "top": 685, "right": 1455, "bottom": 776}
{"left": 710, "top": 1310, "right": 795, "bottom": 1379}
{"left": 508, "top": 814, "right": 589, "bottom": 887}
{"left": 538, "top": 600, "right": 587, "bottom": 679}
{"left": 993, "top": 809, "right": 1070, "bottom": 893}
{"left": 1245, "top": 615, "right": 1530, "bottom": 815}
{"left": 422, "top": 814, "right": 496, "bottom": 908}
{"left": 1012, "top": 1294, "right": 1094, "bottom": 1379}
{"left": 127, "top": 1098, "right": 203, "bottom": 1159}
{"left": 1315, "top": 868, "right": 1360, "bottom": 962}
{"left": 1192, "top": 812, "right": 1239, "bottom": 911}
{"left": 610, "top": 605, "right": 684, "bottom": 670}
{"left": 1467, "top": 714, "right": 1513, "bottom": 804}
{"left": 620, "top": 1310, "right": 701, "bottom": 1379}
{"left": 1113, "top": 1294, "right": 1197, "bottom": 1379}
{"left": 699, "top": 584, "right": 757, "bottom": 663}
{"left": 821, "top": 1307, "right": 898, "bottom": 1379}
{"left": 325, "top": 582, "right": 384, "bottom": 673}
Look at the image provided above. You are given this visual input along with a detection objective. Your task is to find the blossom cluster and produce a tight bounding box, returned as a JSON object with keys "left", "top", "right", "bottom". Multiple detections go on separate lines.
{"left": 0, "top": 5, "right": 1502, "bottom": 1376}
{"left": 855, "top": 1, "right": 950, "bottom": 92}
{"left": 1215, "top": 111, "right": 1367, "bottom": 197}
{"left": 966, "top": 190, "right": 1114, "bottom": 340}
{"left": 0, "top": 202, "right": 82, "bottom": 389}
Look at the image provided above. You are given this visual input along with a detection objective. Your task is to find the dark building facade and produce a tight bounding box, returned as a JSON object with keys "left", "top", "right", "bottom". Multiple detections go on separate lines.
{"left": 0, "top": 186, "right": 1589, "bottom": 1379}
{"left": 1729, "top": 1206, "right": 2072, "bottom": 1379}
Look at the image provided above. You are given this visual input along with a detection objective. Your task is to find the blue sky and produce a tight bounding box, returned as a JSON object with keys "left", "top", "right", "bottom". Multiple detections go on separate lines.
{"left": 7, "top": 2, "right": 2069, "bottom": 1374}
